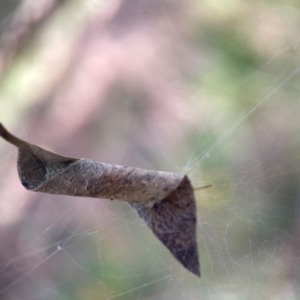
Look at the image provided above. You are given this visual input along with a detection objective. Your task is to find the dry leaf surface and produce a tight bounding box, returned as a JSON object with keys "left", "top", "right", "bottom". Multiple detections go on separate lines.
{"left": 0, "top": 123, "right": 201, "bottom": 276}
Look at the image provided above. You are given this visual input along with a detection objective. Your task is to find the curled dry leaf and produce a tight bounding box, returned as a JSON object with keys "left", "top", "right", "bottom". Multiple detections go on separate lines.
{"left": 0, "top": 124, "right": 202, "bottom": 276}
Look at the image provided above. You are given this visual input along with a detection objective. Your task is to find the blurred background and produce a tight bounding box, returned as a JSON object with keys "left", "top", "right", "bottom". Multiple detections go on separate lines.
{"left": 1, "top": 0, "right": 300, "bottom": 299}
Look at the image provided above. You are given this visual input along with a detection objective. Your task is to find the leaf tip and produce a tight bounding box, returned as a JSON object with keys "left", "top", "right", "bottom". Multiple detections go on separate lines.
{"left": 173, "top": 244, "right": 201, "bottom": 277}
{"left": 132, "top": 175, "right": 202, "bottom": 277}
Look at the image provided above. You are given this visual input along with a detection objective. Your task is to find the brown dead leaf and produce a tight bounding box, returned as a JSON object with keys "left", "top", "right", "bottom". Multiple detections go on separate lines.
{"left": 0, "top": 123, "right": 202, "bottom": 276}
